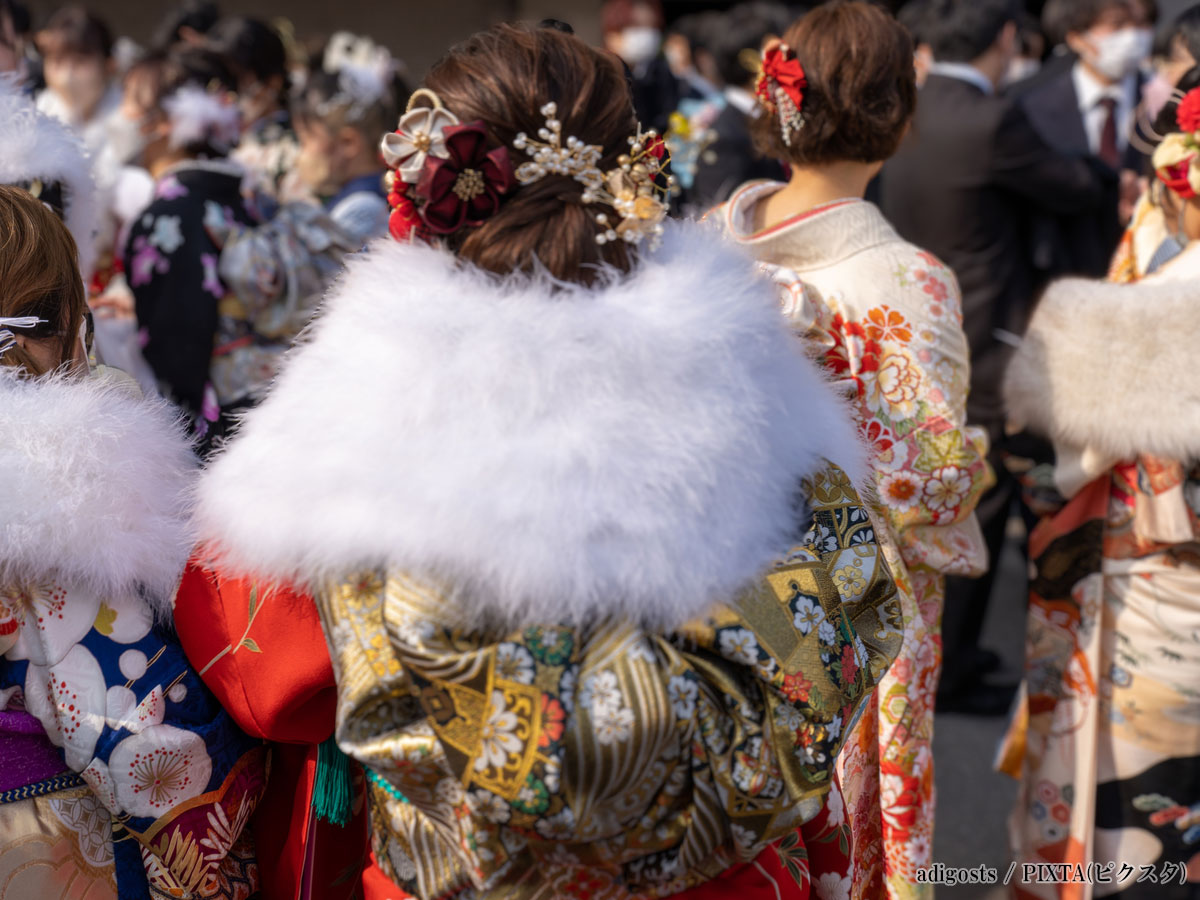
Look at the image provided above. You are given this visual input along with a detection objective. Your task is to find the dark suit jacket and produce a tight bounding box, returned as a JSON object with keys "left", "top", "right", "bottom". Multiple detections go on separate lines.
{"left": 690, "top": 103, "right": 785, "bottom": 212}
{"left": 879, "top": 73, "right": 1104, "bottom": 429}
{"left": 1013, "top": 61, "right": 1128, "bottom": 279}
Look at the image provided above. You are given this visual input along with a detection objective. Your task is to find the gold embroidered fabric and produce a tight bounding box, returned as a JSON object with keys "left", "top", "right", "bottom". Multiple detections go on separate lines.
{"left": 315, "top": 463, "right": 902, "bottom": 899}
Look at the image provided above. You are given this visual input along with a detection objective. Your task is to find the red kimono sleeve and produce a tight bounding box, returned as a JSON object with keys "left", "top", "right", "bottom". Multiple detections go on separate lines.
{"left": 175, "top": 563, "right": 368, "bottom": 900}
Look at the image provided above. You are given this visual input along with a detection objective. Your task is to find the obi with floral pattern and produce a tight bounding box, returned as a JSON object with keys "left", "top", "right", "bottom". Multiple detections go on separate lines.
{"left": 315, "top": 463, "right": 902, "bottom": 900}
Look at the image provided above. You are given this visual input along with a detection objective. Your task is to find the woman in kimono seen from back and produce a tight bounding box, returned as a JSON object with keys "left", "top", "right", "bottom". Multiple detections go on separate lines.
{"left": 0, "top": 184, "right": 264, "bottom": 898}
{"left": 192, "top": 21, "right": 903, "bottom": 900}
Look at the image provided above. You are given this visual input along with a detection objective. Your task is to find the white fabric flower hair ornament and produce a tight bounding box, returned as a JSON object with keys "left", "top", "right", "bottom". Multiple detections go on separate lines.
{"left": 381, "top": 88, "right": 460, "bottom": 184}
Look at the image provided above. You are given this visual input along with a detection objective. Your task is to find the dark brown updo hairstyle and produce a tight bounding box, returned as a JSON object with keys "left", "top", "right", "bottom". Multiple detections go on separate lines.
{"left": 753, "top": 1, "right": 917, "bottom": 167}
{"left": 423, "top": 23, "right": 639, "bottom": 286}
{"left": 0, "top": 184, "right": 86, "bottom": 376}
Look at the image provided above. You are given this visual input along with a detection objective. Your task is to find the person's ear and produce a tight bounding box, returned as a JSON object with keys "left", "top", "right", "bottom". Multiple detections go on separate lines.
{"left": 150, "top": 113, "right": 172, "bottom": 144}
{"left": 336, "top": 124, "right": 366, "bottom": 163}
{"left": 998, "top": 21, "right": 1019, "bottom": 58}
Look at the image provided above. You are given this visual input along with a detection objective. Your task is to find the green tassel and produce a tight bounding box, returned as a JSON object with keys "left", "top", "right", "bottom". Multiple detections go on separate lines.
{"left": 312, "top": 736, "right": 352, "bottom": 827}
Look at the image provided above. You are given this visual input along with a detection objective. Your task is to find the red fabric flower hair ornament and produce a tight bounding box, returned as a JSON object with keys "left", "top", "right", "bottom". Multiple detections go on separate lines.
{"left": 1153, "top": 87, "right": 1200, "bottom": 200}
{"left": 415, "top": 123, "right": 515, "bottom": 234}
{"left": 755, "top": 42, "right": 807, "bottom": 148}
{"left": 380, "top": 88, "right": 515, "bottom": 240}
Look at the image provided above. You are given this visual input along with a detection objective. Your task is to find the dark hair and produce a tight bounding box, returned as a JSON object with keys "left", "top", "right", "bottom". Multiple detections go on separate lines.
{"left": 1166, "top": 4, "right": 1200, "bottom": 63}
{"left": 602, "top": 0, "right": 664, "bottom": 34}
{"left": 37, "top": 5, "right": 112, "bottom": 60}
{"left": 922, "top": 0, "right": 1019, "bottom": 62}
{"left": 538, "top": 18, "right": 575, "bottom": 34}
{"left": 123, "top": 46, "right": 237, "bottom": 157}
{"left": 897, "top": 0, "right": 932, "bottom": 45}
{"left": 151, "top": 0, "right": 219, "bottom": 51}
{"left": 423, "top": 23, "right": 640, "bottom": 286}
{"left": 206, "top": 17, "right": 287, "bottom": 90}
{"left": 1152, "top": 63, "right": 1200, "bottom": 136}
{"left": 1052, "top": 0, "right": 1136, "bottom": 37}
{"left": 7, "top": 0, "right": 28, "bottom": 36}
{"left": 705, "top": 2, "right": 791, "bottom": 88}
{"left": 753, "top": 1, "right": 916, "bottom": 166}
{"left": 1016, "top": 11, "right": 1047, "bottom": 57}
{"left": 0, "top": 184, "right": 85, "bottom": 375}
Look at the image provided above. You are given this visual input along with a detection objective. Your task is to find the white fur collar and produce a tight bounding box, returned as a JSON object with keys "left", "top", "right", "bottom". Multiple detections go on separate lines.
{"left": 1005, "top": 268, "right": 1200, "bottom": 462}
{"left": 0, "top": 370, "right": 196, "bottom": 608}
{"left": 196, "top": 221, "right": 864, "bottom": 629}
{"left": 0, "top": 77, "right": 98, "bottom": 276}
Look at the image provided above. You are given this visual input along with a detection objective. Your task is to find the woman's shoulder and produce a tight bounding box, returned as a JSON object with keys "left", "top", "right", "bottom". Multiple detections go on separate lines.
{"left": 0, "top": 369, "right": 195, "bottom": 605}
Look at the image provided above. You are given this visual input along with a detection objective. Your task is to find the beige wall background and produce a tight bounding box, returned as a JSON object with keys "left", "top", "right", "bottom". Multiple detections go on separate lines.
{"left": 25, "top": 0, "right": 603, "bottom": 80}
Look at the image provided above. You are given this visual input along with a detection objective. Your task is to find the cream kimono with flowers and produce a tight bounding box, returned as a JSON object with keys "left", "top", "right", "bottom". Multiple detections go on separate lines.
{"left": 716, "top": 187, "right": 991, "bottom": 900}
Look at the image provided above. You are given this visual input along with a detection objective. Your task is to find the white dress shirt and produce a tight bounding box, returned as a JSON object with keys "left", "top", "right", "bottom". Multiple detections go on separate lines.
{"left": 1072, "top": 62, "right": 1137, "bottom": 156}
{"left": 723, "top": 85, "right": 757, "bottom": 117}
{"left": 927, "top": 61, "right": 995, "bottom": 96}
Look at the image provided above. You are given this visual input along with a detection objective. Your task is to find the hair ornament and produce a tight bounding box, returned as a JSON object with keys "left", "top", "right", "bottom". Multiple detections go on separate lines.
{"left": 1152, "top": 86, "right": 1200, "bottom": 199}
{"left": 756, "top": 43, "right": 807, "bottom": 148}
{"left": 382, "top": 87, "right": 515, "bottom": 237}
{"left": 0, "top": 316, "right": 46, "bottom": 357}
{"left": 381, "top": 88, "right": 461, "bottom": 184}
{"left": 163, "top": 84, "right": 241, "bottom": 153}
{"left": 413, "top": 121, "right": 515, "bottom": 234}
{"left": 321, "top": 32, "right": 397, "bottom": 120}
{"left": 513, "top": 102, "right": 674, "bottom": 249}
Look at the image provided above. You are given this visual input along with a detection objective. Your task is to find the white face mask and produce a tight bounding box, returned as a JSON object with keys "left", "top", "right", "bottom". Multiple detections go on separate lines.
{"left": 1085, "top": 27, "right": 1151, "bottom": 82}
{"left": 106, "top": 113, "right": 149, "bottom": 167}
{"left": 55, "top": 66, "right": 106, "bottom": 120}
{"left": 1003, "top": 57, "right": 1041, "bottom": 88}
{"left": 620, "top": 27, "right": 661, "bottom": 66}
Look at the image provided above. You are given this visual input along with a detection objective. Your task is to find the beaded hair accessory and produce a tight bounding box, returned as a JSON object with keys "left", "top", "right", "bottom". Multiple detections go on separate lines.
{"left": 1153, "top": 87, "right": 1200, "bottom": 199}
{"left": 382, "top": 91, "right": 674, "bottom": 249}
{"left": 513, "top": 102, "right": 673, "bottom": 249}
{"left": 0, "top": 316, "right": 46, "bottom": 357}
{"left": 755, "top": 43, "right": 807, "bottom": 148}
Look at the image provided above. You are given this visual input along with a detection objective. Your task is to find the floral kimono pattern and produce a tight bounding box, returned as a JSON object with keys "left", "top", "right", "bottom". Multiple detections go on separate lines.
{"left": 0, "top": 583, "right": 267, "bottom": 898}
{"left": 315, "top": 463, "right": 903, "bottom": 900}
{"left": 999, "top": 240, "right": 1200, "bottom": 899}
{"left": 997, "top": 458, "right": 1200, "bottom": 899}
{"left": 714, "top": 188, "right": 991, "bottom": 900}
{"left": 125, "top": 161, "right": 259, "bottom": 444}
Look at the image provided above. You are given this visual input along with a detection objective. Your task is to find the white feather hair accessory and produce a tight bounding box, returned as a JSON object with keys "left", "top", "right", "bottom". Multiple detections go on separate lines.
{"left": 321, "top": 31, "right": 396, "bottom": 115}
{"left": 0, "top": 75, "right": 99, "bottom": 277}
{"left": 163, "top": 85, "right": 241, "bottom": 153}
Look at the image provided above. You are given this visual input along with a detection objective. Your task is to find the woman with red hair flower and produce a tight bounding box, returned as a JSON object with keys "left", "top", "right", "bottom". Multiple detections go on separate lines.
{"left": 710, "top": 3, "right": 990, "bottom": 897}
{"left": 998, "top": 67, "right": 1200, "bottom": 894}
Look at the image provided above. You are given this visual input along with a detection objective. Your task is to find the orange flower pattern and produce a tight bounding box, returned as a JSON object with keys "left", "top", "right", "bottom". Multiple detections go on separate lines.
{"left": 773, "top": 240, "right": 990, "bottom": 900}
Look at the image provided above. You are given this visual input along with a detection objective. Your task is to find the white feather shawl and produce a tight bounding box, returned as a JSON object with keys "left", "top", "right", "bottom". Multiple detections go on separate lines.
{"left": 0, "top": 369, "right": 196, "bottom": 611}
{"left": 1005, "top": 258, "right": 1200, "bottom": 464}
{"left": 195, "top": 221, "right": 865, "bottom": 629}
